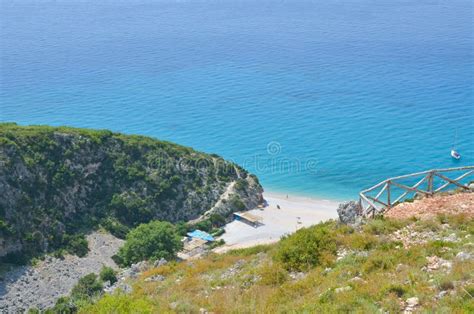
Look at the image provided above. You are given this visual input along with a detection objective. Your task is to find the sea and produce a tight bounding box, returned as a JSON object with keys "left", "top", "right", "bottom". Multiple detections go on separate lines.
{"left": 1, "top": 0, "right": 473, "bottom": 200}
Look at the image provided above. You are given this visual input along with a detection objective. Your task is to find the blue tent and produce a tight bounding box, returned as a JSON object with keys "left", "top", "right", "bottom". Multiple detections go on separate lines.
{"left": 187, "top": 230, "right": 215, "bottom": 242}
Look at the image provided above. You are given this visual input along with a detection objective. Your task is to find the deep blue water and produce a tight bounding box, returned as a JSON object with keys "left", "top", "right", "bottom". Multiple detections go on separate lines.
{"left": 1, "top": 0, "right": 473, "bottom": 200}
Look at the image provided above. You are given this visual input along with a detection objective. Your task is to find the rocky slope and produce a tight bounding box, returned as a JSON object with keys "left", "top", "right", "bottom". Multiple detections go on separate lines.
{"left": 0, "top": 123, "right": 263, "bottom": 262}
{"left": 0, "top": 232, "right": 123, "bottom": 312}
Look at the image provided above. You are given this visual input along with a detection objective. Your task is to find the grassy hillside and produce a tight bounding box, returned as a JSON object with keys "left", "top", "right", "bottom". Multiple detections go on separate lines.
{"left": 0, "top": 123, "right": 262, "bottom": 263}
{"left": 78, "top": 214, "right": 473, "bottom": 313}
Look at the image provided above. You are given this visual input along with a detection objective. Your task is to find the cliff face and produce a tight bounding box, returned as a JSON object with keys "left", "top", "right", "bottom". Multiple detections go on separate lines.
{"left": 0, "top": 124, "right": 263, "bottom": 260}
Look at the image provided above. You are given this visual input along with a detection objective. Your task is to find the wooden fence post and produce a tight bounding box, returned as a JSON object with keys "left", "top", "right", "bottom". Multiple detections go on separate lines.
{"left": 386, "top": 181, "right": 391, "bottom": 208}
{"left": 427, "top": 172, "right": 433, "bottom": 195}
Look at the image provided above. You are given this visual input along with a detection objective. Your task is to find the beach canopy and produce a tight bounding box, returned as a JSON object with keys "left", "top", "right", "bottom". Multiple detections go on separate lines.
{"left": 234, "top": 212, "right": 263, "bottom": 224}
{"left": 187, "top": 230, "right": 214, "bottom": 242}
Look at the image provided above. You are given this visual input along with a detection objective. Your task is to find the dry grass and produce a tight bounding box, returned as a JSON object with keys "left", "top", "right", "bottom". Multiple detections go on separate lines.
{"left": 80, "top": 213, "right": 474, "bottom": 313}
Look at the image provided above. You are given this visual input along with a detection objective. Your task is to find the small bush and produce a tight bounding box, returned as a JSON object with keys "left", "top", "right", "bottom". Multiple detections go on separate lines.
{"left": 210, "top": 228, "right": 225, "bottom": 237}
{"left": 275, "top": 222, "right": 337, "bottom": 271}
{"left": 48, "top": 296, "right": 77, "bottom": 314}
{"left": 234, "top": 178, "right": 249, "bottom": 192}
{"left": 102, "top": 218, "right": 129, "bottom": 239}
{"left": 384, "top": 284, "right": 407, "bottom": 297}
{"left": 439, "top": 279, "right": 454, "bottom": 291}
{"left": 229, "top": 195, "right": 246, "bottom": 211}
{"left": 52, "top": 249, "right": 65, "bottom": 260}
{"left": 175, "top": 222, "right": 190, "bottom": 236}
{"left": 71, "top": 273, "right": 103, "bottom": 300}
{"left": 363, "top": 253, "right": 394, "bottom": 273}
{"left": 209, "top": 213, "right": 226, "bottom": 227}
{"left": 64, "top": 234, "right": 89, "bottom": 257}
{"left": 99, "top": 266, "right": 117, "bottom": 285}
{"left": 208, "top": 239, "right": 225, "bottom": 249}
{"left": 193, "top": 220, "right": 212, "bottom": 232}
{"left": 259, "top": 262, "right": 288, "bottom": 286}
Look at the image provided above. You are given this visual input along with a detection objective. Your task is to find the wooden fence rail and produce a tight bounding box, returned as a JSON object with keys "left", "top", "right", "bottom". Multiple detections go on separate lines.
{"left": 359, "top": 166, "right": 474, "bottom": 217}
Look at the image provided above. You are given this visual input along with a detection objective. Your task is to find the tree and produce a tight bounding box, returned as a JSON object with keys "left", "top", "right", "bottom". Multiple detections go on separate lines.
{"left": 117, "top": 221, "right": 183, "bottom": 266}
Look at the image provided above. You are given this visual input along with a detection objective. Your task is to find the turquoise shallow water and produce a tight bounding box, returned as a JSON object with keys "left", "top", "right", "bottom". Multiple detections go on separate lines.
{"left": 1, "top": 0, "right": 473, "bottom": 200}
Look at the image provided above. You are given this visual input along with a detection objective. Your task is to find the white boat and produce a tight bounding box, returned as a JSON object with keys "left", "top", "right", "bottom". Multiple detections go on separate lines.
{"left": 451, "top": 130, "right": 461, "bottom": 160}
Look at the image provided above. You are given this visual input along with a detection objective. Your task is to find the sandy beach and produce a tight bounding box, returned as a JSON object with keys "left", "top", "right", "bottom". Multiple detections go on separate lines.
{"left": 214, "top": 192, "right": 341, "bottom": 253}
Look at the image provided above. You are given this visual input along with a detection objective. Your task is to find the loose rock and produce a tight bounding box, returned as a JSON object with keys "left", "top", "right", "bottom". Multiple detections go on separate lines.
{"left": 154, "top": 258, "right": 168, "bottom": 268}
{"left": 335, "top": 286, "right": 352, "bottom": 293}
{"left": 337, "top": 201, "right": 363, "bottom": 225}
{"left": 455, "top": 251, "right": 472, "bottom": 261}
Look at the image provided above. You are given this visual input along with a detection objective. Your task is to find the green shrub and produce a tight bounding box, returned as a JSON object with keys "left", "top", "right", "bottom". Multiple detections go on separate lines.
{"left": 71, "top": 273, "right": 103, "bottom": 301}
{"left": 52, "top": 249, "right": 65, "bottom": 260}
{"left": 209, "top": 213, "right": 226, "bottom": 227}
{"left": 208, "top": 239, "right": 225, "bottom": 249}
{"left": 99, "top": 266, "right": 117, "bottom": 285}
{"left": 229, "top": 195, "right": 245, "bottom": 211}
{"left": 64, "top": 234, "right": 89, "bottom": 257}
{"left": 109, "top": 193, "right": 150, "bottom": 226}
{"left": 47, "top": 296, "right": 77, "bottom": 314}
{"left": 117, "top": 221, "right": 183, "bottom": 266}
{"left": 383, "top": 284, "right": 407, "bottom": 297}
{"left": 363, "top": 253, "right": 394, "bottom": 273}
{"left": 101, "top": 217, "right": 129, "bottom": 239}
{"left": 175, "top": 221, "right": 190, "bottom": 236}
{"left": 275, "top": 222, "right": 337, "bottom": 271}
{"left": 211, "top": 228, "right": 225, "bottom": 237}
{"left": 0, "top": 220, "right": 12, "bottom": 235}
{"left": 234, "top": 178, "right": 249, "bottom": 192}
{"left": 259, "top": 262, "right": 288, "bottom": 286}
{"left": 439, "top": 279, "right": 454, "bottom": 291}
{"left": 193, "top": 220, "right": 212, "bottom": 232}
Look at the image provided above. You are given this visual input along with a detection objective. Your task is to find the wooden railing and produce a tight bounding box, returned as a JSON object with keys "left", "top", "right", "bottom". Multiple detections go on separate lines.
{"left": 359, "top": 166, "right": 474, "bottom": 217}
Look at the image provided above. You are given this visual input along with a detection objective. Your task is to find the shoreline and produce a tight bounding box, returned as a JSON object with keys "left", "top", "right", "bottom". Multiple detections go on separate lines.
{"left": 261, "top": 187, "right": 349, "bottom": 203}
{"left": 213, "top": 190, "right": 341, "bottom": 253}
{"left": 264, "top": 189, "right": 346, "bottom": 204}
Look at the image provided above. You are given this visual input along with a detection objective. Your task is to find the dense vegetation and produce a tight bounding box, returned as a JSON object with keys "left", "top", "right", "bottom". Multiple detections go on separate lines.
{"left": 76, "top": 214, "right": 473, "bottom": 313}
{"left": 0, "top": 123, "right": 261, "bottom": 263}
{"left": 115, "top": 221, "right": 183, "bottom": 267}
